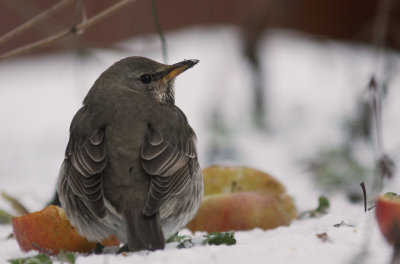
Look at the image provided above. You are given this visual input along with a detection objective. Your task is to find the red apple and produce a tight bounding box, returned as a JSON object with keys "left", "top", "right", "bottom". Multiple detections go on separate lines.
{"left": 376, "top": 194, "right": 400, "bottom": 244}
{"left": 186, "top": 191, "right": 292, "bottom": 232}
{"left": 202, "top": 166, "right": 286, "bottom": 196}
{"left": 186, "top": 166, "right": 297, "bottom": 232}
{"left": 12, "top": 205, "right": 119, "bottom": 254}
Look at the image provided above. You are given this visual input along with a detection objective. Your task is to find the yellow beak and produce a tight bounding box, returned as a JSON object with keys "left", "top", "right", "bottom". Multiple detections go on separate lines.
{"left": 162, "top": 59, "right": 199, "bottom": 82}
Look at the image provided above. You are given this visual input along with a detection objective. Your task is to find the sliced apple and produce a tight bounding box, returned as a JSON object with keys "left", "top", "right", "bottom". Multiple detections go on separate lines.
{"left": 12, "top": 205, "right": 119, "bottom": 254}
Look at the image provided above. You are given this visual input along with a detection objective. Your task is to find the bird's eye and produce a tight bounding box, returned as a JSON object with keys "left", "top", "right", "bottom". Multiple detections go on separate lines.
{"left": 140, "top": 74, "right": 152, "bottom": 84}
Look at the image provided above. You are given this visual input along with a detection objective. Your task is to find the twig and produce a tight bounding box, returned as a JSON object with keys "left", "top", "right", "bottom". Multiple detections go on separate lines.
{"left": 368, "top": 76, "right": 383, "bottom": 158}
{"left": 0, "top": 0, "right": 75, "bottom": 46}
{"left": 0, "top": 0, "right": 139, "bottom": 61}
{"left": 360, "top": 182, "right": 367, "bottom": 212}
{"left": 151, "top": 0, "right": 168, "bottom": 64}
{"left": 75, "top": 0, "right": 138, "bottom": 32}
{"left": 71, "top": 0, "right": 83, "bottom": 33}
{"left": 0, "top": 29, "right": 72, "bottom": 61}
{"left": 368, "top": 76, "right": 386, "bottom": 195}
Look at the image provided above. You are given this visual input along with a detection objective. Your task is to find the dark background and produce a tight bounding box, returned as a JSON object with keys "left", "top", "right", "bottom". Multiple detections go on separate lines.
{"left": 1, "top": 0, "right": 399, "bottom": 58}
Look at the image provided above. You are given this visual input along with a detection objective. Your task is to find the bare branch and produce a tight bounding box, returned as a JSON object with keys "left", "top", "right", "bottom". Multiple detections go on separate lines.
{"left": 75, "top": 0, "right": 138, "bottom": 32}
{"left": 0, "top": 29, "right": 72, "bottom": 61}
{"left": 360, "top": 182, "right": 367, "bottom": 212}
{"left": 71, "top": 0, "right": 83, "bottom": 31}
{"left": 0, "top": 0, "right": 139, "bottom": 61}
{"left": 0, "top": 0, "right": 75, "bottom": 46}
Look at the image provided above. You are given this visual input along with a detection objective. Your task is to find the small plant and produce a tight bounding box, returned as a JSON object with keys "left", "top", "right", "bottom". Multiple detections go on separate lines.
{"left": 305, "top": 147, "right": 370, "bottom": 202}
{"left": 203, "top": 232, "right": 236, "bottom": 246}
{"left": 299, "top": 196, "right": 330, "bottom": 218}
{"left": 166, "top": 231, "right": 237, "bottom": 249}
{"left": 8, "top": 250, "right": 75, "bottom": 264}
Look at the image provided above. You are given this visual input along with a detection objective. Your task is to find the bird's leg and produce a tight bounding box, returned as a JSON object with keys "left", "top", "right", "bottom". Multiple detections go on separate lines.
{"left": 94, "top": 242, "right": 104, "bottom": 254}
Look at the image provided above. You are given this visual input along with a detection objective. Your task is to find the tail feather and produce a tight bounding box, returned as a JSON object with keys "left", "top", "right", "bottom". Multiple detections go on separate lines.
{"left": 123, "top": 209, "right": 165, "bottom": 251}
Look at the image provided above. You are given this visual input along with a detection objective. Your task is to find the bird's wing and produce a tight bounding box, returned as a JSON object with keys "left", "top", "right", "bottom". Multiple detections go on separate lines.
{"left": 64, "top": 106, "right": 107, "bottom": 218}
{"left": 141, "top": 107, "right": 199, "bottom": 216}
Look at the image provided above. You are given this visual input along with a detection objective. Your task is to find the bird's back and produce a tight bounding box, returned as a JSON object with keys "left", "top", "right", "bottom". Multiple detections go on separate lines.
{"left": 58, "top": 57, "right": 203, "bottom": 252}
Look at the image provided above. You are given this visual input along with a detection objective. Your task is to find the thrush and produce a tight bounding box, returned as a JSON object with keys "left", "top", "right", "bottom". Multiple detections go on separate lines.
{"left": 57, "top": 56, "right": 203, "bottom": 252}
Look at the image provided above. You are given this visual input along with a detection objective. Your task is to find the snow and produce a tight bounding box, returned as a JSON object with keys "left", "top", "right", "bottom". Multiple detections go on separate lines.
{"left": 0, "top": 26, "right": 399, "bottom": 263}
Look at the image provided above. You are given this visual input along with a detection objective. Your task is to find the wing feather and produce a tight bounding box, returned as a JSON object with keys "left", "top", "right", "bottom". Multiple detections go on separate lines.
{"left": 62, "top": 107, "right": 107, "bottom": 218}
{"left": 141, "top": 108, "right": 199, "bottom": 216}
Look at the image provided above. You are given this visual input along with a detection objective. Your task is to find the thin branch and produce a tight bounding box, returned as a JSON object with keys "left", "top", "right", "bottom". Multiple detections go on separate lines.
{"left": 0, "top": 0, "right": 75, "bottom": 46}
{"left": 151, "top": 0, "right": 168, "bottom": 64}
{"left": 0, "top": 0, "right": 139, "bottom": 61}
{"left": 368, "top": 0, "right": 394, "bottom": 196}
{"left": 360, "top": 182, "right": 367, "bottom": 212}
{"left": 71, "top": 0, "right": 83, "bottom": 32}
{"left": 76, "top": 0, "right": 137, "bottom": 32}
{"left": 368, "top": 77, "right": 383, "bottom": 158}
{"left": 0, "top": 30, "right": 71, "bottom": 61}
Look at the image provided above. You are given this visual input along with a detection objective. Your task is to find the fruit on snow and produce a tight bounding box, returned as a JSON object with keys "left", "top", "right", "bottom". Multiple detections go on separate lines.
{"left": 186, "top": 166, "right": 297, "bottom": 232}
{"left": 376, "top": 194, "right": 400, "bottom": 244}
{"left": 12, "top": 205, "right": 119, "bottom": 254}
{"left": 186, "top": 191, "right": 292, "bottom": 232}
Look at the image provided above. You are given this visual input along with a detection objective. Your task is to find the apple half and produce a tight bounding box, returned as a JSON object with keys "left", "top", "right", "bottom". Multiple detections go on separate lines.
{"left": 186, "top": 166, "right": 297, "bottom": 232}
{"left": 12, "top": 205, "right": 119, "bottom": 254}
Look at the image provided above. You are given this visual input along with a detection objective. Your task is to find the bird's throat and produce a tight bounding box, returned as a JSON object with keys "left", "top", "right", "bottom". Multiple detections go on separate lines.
{"left": 159, "top": 81, "right": 175, "bottom": 105}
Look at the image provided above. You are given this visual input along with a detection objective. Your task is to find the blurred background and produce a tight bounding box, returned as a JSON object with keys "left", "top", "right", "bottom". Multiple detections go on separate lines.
{"left": 0, "top": 0, "right": 400, "bottom": 212}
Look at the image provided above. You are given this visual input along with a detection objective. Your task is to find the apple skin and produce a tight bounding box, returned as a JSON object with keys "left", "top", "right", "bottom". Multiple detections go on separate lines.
{"left": 186, "top": 166, "right": 297, "bottom": 232}
{"left": 12, "top": 205, "right": 119, "bottom": 254}
{"left": 186, "top": 192, "right": 292, "bottom": 232}
{"left": 376, "top": 196, "right": 400, "bottom": 244}
{"left": 202, "top": 166, "right": 297, "bottom": 219}
{"left": 203, "top": 166, "right": 286, "bottom": 196}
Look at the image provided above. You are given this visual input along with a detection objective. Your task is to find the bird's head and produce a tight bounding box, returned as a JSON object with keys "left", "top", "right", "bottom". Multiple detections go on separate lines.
{"left": 101, "top": 56, "right": 199, "bottom": 104}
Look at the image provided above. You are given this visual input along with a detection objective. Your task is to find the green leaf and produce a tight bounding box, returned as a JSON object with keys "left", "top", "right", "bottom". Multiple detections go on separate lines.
{"left": 384, "top": 192, "right": 400, "bottom": 199}
{"left": 167, "top": 232, "right": 237, "bottom": 249}
{"left": 166, "top": 232, "right": 192, "bottom": 244}
{"left": 177, "top": 238, "right": 194, "bottom": 249}
{"left": 316, "top": 196, "right": 330, "bottom": 214}
{"left": 57, "top": 250, "right": 75, "bottom": 264}
{"left": 203, "top": 232, "right": 236, "bottom": 246}
{"left": 299, "top": 195, "right": 330, "bottom": 218}
{"left": 8, "top": 251, "right": 76, "bottom": 264}
{"left": 0, "top": 208, "right": 13, "bottom": 224}
{"left": 166, "top": 232, "right": 194, "bottom": 248}
{"left": 8, "top": 254, "right": 52, "bottom": 264}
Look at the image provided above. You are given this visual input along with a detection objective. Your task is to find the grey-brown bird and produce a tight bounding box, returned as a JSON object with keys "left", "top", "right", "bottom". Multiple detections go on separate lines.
{"left": 57, "top": 56, "right": 203, "bottom": 252}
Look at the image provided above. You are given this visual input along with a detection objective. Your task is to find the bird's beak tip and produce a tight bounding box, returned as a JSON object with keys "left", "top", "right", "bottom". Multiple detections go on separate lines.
{"left": 181, "top": 59, "right": 199, "bottom": 69}
{"left": 162, "top": 59, "right": 199, "bottom": 81}
{"left": 189, "top": 59, "right": 199, "bottom": 65}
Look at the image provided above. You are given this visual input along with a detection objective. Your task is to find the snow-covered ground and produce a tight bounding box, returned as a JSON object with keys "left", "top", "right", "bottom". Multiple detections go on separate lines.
{"left": 0, "top": 26, "right": 399, "bottom": 263}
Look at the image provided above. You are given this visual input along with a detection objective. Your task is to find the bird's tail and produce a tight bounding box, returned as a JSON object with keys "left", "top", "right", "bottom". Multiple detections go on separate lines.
{"left": 123, "top": 208, "right": 165, "bottom": 252}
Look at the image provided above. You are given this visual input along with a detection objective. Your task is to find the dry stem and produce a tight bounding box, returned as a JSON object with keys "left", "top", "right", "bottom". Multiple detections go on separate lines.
{"left": 0, "top": 0, "right": 75, "bottom": 46}
{"left": 0, "top": 0, "right": 139, "bottom": 61}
